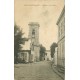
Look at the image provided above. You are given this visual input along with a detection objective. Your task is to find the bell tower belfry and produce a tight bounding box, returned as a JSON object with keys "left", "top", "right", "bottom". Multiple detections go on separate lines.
{"left": 28, "top": 22, "right": 40, "bottom": 62}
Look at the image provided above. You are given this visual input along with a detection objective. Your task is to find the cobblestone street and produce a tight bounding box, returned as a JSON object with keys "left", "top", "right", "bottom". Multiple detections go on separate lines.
{"left": 14, "top": 61, "right": 63, "bottom": 80}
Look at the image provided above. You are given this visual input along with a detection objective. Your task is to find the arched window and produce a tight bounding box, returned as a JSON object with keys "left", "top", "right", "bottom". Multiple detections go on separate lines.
{"left": 32, "top": 29, "right": 35, "bottom": 38}
{"left": 32, "top": 29, "right": 35, "bottom": 35}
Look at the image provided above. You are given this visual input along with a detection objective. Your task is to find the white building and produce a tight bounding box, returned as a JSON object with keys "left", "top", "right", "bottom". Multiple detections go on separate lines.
{"left": 18, "top": 50, "right": 30, "bottom": 63}
{"left": 45, "top": 50, "right": 51, "bottom": 61}
{"left": 54, "top": 47, "right": 58, "bottom": 65}
{"left": 18, "top": 39, "right": 31, "bottom": 63}
{"left": 56, "top": 6, "right": 65, "bottom": 68}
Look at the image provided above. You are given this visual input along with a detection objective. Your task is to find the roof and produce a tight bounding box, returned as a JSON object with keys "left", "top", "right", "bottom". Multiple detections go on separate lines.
{"left": 28, "top": 22, "right": 40, "bottom": 27}
{"left": 19, "top": 50, "right": 30, "bottom": 52}
{"left": 56, "top": 6, "right": 65, "bottom": 25}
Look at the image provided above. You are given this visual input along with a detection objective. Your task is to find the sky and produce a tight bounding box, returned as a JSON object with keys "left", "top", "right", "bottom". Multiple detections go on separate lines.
{"left": 14, "top": 0, "right": 64, "bottom": 50}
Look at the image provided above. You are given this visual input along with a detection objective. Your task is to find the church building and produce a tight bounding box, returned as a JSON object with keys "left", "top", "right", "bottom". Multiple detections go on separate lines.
{"left": 28, "top": 22, "right": 40, "bottom": 62}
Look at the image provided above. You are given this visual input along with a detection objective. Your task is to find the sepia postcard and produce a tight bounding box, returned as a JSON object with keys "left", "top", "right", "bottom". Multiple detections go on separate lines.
{"left": 14, "top": 0, "right": 65, "bottom": 80}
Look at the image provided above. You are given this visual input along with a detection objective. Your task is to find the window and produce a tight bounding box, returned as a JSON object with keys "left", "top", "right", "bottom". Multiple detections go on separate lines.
{"left": 59, "top": 26, "right": 60, "bottom": 37}
{"left": 32, "top": 29, "right": 35, "bottom": 38}
{"left": 32, "top": 43, "right": 34, "bottom": 50}
{"left": 61, "top": 23, "right": 63, "bottom": 35}
{"left": 32, "top": 29, "right": 35, "bottom": 35}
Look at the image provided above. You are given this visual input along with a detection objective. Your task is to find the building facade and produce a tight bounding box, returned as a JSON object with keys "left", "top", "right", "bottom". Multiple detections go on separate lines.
{"left": 56, "top": 7, "right": 65, "bottom": 68}
{"left": 45, "top": 50, "right": 51, "bottom": 61}
{"left": 28, "top": 22, "right": 40, "bottom": 62}
{"left": 54, "top": 47, "right": 58, "bottom": 66}
{"left": 18, "top": 50, "right": 30, "bottom": 63}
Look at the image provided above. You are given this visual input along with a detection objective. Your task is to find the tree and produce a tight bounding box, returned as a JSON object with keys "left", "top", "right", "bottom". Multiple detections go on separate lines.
{"left": 50, "top": 42, "right": 58, "bottom": 58}
{"left": 39, "top": 45, "right": 46, "bottom": 61}
{"left": 14, "top": 24, "right": 27, "bottom": 63}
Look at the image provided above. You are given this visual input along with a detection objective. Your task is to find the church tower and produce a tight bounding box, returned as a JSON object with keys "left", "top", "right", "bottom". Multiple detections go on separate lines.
{"left": 28, "top": 22, "right": 40, "bottom": 62}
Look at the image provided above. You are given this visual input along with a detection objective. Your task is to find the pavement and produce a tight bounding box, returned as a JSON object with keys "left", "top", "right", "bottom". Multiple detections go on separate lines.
{"left": 51, "top": 62, "right": 65, "bottom": 80}
{"left": 14, "top": 61, "right": 63, "bottom": 80}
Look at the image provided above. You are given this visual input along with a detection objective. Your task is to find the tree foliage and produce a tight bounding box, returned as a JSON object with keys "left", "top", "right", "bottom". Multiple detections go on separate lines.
{"left": 50, "top": 42, "right": 58, "bottom": 58}
{"left": 39, "top": 45, "right": 46, "bottom": 61}
{"left": 14, "top": 24, "right": 26, "bottom": 63}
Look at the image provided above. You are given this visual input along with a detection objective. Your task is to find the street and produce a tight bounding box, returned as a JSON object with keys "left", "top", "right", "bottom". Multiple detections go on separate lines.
{"left": 14, "top": 61, "right": 63, "bottom": 80}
